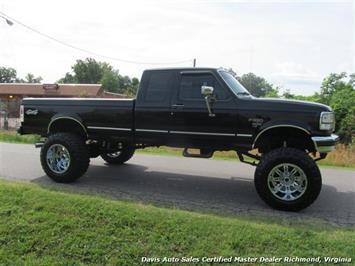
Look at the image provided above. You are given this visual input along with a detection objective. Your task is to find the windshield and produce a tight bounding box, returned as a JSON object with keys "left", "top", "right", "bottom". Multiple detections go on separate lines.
{"left": 218, "top": 71, "right": 251, "bottom": 97}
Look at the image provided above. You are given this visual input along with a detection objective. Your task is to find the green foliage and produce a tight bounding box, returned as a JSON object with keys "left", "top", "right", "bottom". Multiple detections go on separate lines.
{"left": 0, "top": 130, "right": 41, "bottom": 144}
{"left": 0, "top": 180, "right": 353, "bottom": 265}
{"left": 316, "top": 72, "right": 354, "bottom": 144}
{"left": 282, "top": 89, "right": 295, "bottom": 99}
{"left": 100, "top": 65, "right": 121, "bottom": 93}
{"left": 320, "top": 72, "right": 347, "bottom": 105}
{"left": 227, "top": 69, "right": 278, "bottom": 97}
{"left": 237, "top": 72, "right": 275, "bottom": 97}
{"left": 327, "top": 82, "right": 354, "bottom": 144}
{"left": 264, "top": 87, "right": 279, "bottom": 98}
{"left": 58, "top": 58, "right": 139, "bottom": 97}
{"left": 16, "top": 73, "right": 43, "bottom": 83}
{"left": 0, "top": 67, "right": 17, "bottom": 83}
{"left": 0, "top": 66, "right": 42, "bottom": 83}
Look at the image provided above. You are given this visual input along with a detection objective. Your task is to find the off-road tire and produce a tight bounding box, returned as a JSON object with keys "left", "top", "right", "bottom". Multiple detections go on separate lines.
{"left": 101, "top": 145, "right": 135, "bottom": 165}
{"left": 254, "top": 147, "right": 322, "bottom": 211}
{"left": 40, "top": 133, "right": 90, "bottom": 183}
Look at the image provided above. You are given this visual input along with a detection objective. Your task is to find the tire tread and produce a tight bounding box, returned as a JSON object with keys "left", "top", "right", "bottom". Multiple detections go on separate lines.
{"left": 254, "top": 147, "right": 321, "bottom": 211}
{"left": 40, "top": 133, "right": 89, "bottom": 183}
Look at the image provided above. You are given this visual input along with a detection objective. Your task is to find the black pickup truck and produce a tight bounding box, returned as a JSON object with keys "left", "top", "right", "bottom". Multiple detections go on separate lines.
{"left": 18, "top": 68, "right": 339, "bottom": 211}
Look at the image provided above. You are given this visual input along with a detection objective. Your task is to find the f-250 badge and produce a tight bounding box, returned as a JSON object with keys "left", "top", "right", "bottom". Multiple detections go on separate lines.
{"left": 248, "top": 118, "right": 263, "bottom": 127}
{"left": 25, "top": 109, "right": 39, "bottom": 115}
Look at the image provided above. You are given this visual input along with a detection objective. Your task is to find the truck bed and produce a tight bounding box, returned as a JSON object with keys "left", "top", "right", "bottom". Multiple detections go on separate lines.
{"left": 21, "top": 98, "right": 135, "bottom": 137}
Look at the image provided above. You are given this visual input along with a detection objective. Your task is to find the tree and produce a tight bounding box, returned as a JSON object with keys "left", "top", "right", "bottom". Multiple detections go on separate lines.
{"left": 0, "top": 67, "right": 17, "bottom": 83}
{"left": 100, "top": 68, "right": 121, "bottom": 93}
{"left": 320, "top": 72, "right": 347, "bottom": 105}
{"left": 237, "top": 73, "right": 275, "bottom": 97}
{"left": 319, "top": 72, "right": 354, "bottom": 144}
{"left": 59, "top": 72, "right": 75, "bottom": 83}
{"left": 282, "top": 89, "right": 294, "bottom": 99}
{"left": 329, "top": 85, "right": 354, "bottom": 144}
{"left": 23, "top": 73, "right": 43, "bottom": 83}
{"left": 224, "top": 69, "right": 277, "bottom": 97}
{"left": 58, "top": 58, "right": 139, "bottom": 96}
{"left": 264, "top": 87, "right": 280, "bottom": 98}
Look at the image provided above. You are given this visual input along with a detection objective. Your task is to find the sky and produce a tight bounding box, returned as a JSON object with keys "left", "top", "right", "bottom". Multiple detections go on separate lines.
{"left": 0, "top": 0, "right": 353, "bottom": 95}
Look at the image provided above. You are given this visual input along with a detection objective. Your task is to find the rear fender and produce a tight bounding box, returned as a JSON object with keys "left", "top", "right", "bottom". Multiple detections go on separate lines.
{"left": 48, "top": 114, "right": 88, "bottom": 138}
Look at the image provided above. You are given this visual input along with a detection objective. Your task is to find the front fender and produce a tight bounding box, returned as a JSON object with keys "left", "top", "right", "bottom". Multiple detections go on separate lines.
{"left": 252, "top": 120, "right": 311, "bottom": 149}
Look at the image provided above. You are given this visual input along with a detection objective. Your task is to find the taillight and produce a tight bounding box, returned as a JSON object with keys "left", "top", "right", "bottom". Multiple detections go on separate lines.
{"left": 20, "top": 105, "right": 24, "bottom": 122}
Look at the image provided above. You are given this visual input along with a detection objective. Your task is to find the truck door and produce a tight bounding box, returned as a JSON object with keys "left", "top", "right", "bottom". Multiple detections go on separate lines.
{"left": 168, "top": 71, "right": 238, "bottom": 148}
{"left": 135, "top": 70, "right": 175, "bottom": 145}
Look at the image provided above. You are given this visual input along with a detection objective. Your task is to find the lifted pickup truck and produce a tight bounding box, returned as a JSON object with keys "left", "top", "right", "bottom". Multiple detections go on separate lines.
{"left": 18, "top": 68, "right": 339, "bottom": 211}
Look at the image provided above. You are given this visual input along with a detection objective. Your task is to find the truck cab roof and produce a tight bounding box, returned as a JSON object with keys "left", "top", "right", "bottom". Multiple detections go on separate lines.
{"left": 144, "top": 67, "right": 219, "bottom": 72}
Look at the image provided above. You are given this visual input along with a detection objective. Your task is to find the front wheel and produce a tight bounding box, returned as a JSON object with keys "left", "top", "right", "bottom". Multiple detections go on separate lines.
{"left": 40, "top": 133, "right": 90, "bottom": 183}
{"left": 254, "top": 147, "right": 322, "bottom": 211}
{"left": 101, "top": 145, "right": 135, "bottom": 165}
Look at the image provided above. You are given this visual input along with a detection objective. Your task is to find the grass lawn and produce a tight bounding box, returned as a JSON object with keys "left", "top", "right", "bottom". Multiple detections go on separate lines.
{"left": 0, "top": 180, "right": 354, "bottom": 265}
{"left": 0, "top": 130, "right": 41, "bottom": 144}
{"left": 1, "top": 130, "right": 354, "bottom": 168}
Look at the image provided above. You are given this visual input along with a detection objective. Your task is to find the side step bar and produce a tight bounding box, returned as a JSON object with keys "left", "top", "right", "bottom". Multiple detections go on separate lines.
{"left": 35, "top": 142, "right": 44, "bottom": 148}
{"left": 183, "top": 148, "right": 213, "bottom": 158}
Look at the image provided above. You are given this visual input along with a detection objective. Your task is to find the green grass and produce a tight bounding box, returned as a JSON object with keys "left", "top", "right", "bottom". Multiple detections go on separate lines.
{"left": 1, "top": 130, "right": 354, "bottom": 168}
{"left": 0, "top": 180, "right": 353, "bottom": 265}
{"left": 0, "top": 130, "right": 40, "bottom": 144}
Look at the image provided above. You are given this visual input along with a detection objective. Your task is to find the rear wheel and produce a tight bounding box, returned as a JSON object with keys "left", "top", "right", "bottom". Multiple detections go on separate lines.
{"left": 254, "top": 147, "right": 321, "bottom": 211}
{"left": 40, "top": 133, "right": 90, "bottom": 183}
{"left": 101, "top": 145, "right": 135, "bottom": 165}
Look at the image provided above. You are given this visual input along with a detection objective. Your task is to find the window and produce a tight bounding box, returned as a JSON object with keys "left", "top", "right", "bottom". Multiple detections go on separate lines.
{"left": 179, "top": 73, "right": 228, "bottom": 100}
{"left": 218, "top": 71, "right": 251, "bottom": 97}
{"left": 145, "top": 72, "right": 172, "bottom": 102}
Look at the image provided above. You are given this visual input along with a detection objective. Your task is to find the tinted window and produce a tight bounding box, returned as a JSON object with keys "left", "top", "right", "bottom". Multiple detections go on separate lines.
{"left": 145, "top": 72, "right": 172, "bottom": 102}
{"left": 218, "top": 71, "right": 250, "bottom": 96}
{"left": 179, "top": 73, "right": 228, "bottom": 100}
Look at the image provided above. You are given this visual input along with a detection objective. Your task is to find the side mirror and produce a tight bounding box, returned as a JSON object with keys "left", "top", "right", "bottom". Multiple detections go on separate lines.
{"left": 201, "top": 85, "right": 214, "bottom": 96}
{"left": 201, "top": 85, "right": 215, "bottom": 117}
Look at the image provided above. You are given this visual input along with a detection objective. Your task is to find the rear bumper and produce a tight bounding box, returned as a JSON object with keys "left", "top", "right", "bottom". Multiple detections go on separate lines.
{"left": 17, "top": 126, "right": 23, "bottom": 135}
{"left": 312, "top": 134, "right": 339, "bottom": 153}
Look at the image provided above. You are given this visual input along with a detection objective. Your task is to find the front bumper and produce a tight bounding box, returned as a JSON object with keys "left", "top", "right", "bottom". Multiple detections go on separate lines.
{"left": 312, "top": 134, "right": 339, "bottom": 153}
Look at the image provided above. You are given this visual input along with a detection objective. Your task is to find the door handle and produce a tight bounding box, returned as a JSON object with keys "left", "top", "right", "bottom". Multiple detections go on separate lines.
{"left": 171, "top": 104, "right": 184, "bottom": 109}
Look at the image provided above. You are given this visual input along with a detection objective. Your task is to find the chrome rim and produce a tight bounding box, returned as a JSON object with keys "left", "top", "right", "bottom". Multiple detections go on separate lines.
{"left": 107, "top": 151, "right": 121, "bottom": 158}
{"left": 267, "top": 163, "right": 308, "bottom": 201}
{"left": 46, "top": 144, "right": 71, "bottom": 174}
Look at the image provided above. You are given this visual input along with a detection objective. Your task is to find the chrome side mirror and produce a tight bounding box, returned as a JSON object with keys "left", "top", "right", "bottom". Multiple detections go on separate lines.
{"left": 201, "top": 85, "right": 214, "bottom": 96}
{"left": 201, "top": 85, "right": 215, "bottom": 117}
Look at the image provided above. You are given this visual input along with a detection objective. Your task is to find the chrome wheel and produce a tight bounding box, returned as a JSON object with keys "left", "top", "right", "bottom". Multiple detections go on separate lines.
{"left": 46, "top": 144, "right": 71, "bottom": 174}
{"left": 106, "top": 151, "right": 121, "bottom": 158}
{"left": 267, "top": 163, "right": 308, "bottom": 201}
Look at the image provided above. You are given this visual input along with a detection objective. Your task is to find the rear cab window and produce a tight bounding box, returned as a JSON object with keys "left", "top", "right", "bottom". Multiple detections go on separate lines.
{"left": 137, "top": 70, "right": 175, "bottom": 107}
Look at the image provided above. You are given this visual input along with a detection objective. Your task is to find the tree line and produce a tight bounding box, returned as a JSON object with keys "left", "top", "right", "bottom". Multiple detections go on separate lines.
{"left": 0, "top": 67, "right": 42, "bottom": 83}
{"left": 0, "top": 58, "right": 353, "bottom": 143}
{"left": 57, "top": 58, "right": 139, "bottom": 97}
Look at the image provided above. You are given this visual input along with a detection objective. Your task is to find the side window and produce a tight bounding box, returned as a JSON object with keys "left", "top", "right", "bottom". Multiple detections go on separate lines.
{"left": 179, "top": 74, "right": 228, "bottom": 101}
{"left": 144, "top": 72, "right": 172, "bottom": 102}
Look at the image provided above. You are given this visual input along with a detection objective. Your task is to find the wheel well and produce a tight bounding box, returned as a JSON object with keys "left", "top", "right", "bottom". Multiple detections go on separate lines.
{"left": 254, "top": 127, "right": 315, "bottom": 153}
{"left": 48, "top": 118, "right": 87, "bottom": 139}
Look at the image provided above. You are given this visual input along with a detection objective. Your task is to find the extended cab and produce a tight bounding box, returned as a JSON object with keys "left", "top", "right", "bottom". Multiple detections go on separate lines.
{"left": 18, "top": 68, "right": 339, "bottom": 211}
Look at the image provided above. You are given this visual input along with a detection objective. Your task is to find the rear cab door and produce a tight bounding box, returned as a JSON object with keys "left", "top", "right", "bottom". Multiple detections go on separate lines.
{"left": 134, "top": 70, "right": 176, "bottom": 145}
